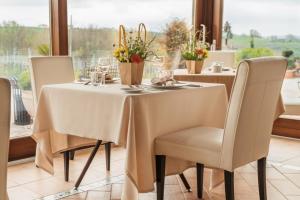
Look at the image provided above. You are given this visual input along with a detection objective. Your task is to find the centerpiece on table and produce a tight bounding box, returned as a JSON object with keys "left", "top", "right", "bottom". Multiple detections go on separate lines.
{"left": 113, "top": 23, "right": 156, "bottom": 85}
{"left": 182, "top": 27, "right": 209, "bottom": 74}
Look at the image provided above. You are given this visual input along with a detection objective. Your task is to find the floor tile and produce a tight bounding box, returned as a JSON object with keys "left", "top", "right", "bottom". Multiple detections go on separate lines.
{"left": 286, "top": 196, "right": 300, "bottom": 200}
{"left": 110, "top": 183, "right": 123, "bottom": 200}
{"left": 86, "top": 190, "right": 111, "bottom": 200}
{"left": 269, "top": 179, "right": 300, "bottom": 195}
{"left": 7, "top": 186, "right": 42, "bottom": 200}
{"left": 23, "top": 177, "right": 75, "bottom": 196}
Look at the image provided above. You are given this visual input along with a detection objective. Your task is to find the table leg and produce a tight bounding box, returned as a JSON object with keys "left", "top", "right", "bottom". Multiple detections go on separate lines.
{"left": 74, "top": 140, "right": 102, "bottom": 189}
{"left": 179, "top": 173, "right": 191, "bottom": 192}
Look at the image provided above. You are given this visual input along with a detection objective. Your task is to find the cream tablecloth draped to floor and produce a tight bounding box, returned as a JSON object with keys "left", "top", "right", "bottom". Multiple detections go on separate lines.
{"left": 31, "top": 82, "right": 283, "bottom": 200}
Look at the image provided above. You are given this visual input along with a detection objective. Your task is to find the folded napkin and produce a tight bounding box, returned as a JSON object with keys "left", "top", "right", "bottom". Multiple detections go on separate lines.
{"left": 151, "top": 76, "right": 176, "bottom": 86}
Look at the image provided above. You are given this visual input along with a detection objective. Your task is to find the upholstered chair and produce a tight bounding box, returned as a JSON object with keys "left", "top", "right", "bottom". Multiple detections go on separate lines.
{"left": 155, "top": 57, "right": 287, "bottom": 200}
{"left": 30, "top": 56, "right": 112, "bottom": 182}
{"left": 0, "top": 78, "right": 11, "bottom": 200}
{"left": 203, "top": 51, "right": 236, "bottom": 69}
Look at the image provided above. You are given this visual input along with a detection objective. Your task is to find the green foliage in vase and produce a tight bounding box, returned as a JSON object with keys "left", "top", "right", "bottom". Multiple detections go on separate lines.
{"left": 113, "top": 30, "right": 156, "bottom": 63}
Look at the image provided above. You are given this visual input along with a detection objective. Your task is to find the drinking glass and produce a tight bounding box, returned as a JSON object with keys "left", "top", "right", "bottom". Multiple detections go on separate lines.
{"left": 90, "top": 71, "right": 99, "bottom": 86}
{"left": 98, "top": 57, "right": 111, "bottom": 86}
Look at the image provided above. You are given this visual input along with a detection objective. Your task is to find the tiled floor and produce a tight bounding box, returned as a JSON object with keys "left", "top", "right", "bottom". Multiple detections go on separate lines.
{"left": 7, "top": 136, "right": 300, "bottom": 200}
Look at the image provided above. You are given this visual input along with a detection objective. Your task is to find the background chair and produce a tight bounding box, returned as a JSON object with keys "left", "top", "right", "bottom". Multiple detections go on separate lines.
{"left": 30, "top": 56, "right": 112, "bottom": 182}
{"left": 155, "top": 57, "right": 287, "bottom": 200}
{"left": 203, "top": 50, "right": 236, "bottom": 69}
{"left": 0, "top": 78, "right": 11, "bottom": 200}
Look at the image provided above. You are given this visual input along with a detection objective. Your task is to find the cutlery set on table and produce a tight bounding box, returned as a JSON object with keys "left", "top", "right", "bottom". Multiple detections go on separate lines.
{"left": 74, "top": 75, "right": 202, "bottom": 94}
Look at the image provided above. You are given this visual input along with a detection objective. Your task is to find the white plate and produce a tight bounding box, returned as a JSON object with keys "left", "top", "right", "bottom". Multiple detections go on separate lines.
{"left": 121, "top": 87, "right": 144, "bottom": 93}
{"left": 150, "top": 83, "right": 188, "bottom": 89}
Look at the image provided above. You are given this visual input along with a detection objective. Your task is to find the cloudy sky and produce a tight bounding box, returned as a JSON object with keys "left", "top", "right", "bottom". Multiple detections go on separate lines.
{"left": 0, "top": 0, "right": 299, "bottom": 36}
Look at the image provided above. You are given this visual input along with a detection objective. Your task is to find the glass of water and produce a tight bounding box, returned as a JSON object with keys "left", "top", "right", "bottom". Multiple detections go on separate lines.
{"left": 98, "top": 57, "right": 111, "bottom": 86}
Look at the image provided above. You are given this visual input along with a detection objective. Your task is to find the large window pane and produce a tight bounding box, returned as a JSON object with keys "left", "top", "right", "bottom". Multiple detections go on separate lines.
{"left": 0, "top": 0, "right": 50, "bottom": 138}
{"left": 68, "top": 0, "right": 193, "bottom": 79}
{"left": 223, "top": 0, "right": 300, "bottom": 105}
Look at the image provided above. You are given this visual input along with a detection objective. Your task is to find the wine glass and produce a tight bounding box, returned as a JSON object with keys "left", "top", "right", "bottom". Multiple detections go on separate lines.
{"left": 98, "top": 57, "right": 111, "bottom": 86}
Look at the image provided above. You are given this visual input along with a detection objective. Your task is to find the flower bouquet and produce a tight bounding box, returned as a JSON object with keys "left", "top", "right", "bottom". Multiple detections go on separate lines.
{"left": 182, "top": 31, "right": 209, "bottom": 74}
{"left": 113, "top": 23, "right": 155, "bottom": 85}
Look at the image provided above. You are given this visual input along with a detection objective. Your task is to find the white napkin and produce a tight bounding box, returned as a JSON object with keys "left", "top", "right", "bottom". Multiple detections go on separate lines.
{"left": 151, "top": 76, "right": 176, "bottom": 86}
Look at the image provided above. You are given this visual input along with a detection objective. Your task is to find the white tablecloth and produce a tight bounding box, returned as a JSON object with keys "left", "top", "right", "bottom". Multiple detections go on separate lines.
{"left": 32, "top": 83, "right": 228, "bottom": 199}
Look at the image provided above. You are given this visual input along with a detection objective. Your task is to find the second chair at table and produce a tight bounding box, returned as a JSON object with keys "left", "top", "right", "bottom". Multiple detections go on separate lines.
{"left": 30, "top": 56, "right": 112, "bottom": 182}
{"left": 155, "top": 57, "right": 288, "bottom": 200}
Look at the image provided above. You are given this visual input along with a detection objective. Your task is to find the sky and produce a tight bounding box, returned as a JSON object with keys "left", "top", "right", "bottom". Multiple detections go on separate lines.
{"left": 0, "top": 0, "right": 299, "bottom": 36}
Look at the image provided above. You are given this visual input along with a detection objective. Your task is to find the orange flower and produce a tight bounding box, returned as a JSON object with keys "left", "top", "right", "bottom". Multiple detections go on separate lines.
{"left": 195, "top": 48, "right": 204, "bottom": 55}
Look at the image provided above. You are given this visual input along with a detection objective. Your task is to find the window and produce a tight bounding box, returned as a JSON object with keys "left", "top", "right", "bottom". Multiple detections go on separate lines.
{"left": 0, "top": 0, "right": 50, "bottom": 138}
{"left": 68, "top": 0, "right": 193, "bottom": 79}
{"left": 223, "top": 0, "right": 300, "bottom": 106}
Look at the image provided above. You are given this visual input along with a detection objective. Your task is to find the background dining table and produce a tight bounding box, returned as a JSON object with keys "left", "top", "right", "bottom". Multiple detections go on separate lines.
{"left": 174, "top": 69, "right": 285, "bottom": 115}
{"left": 32, "top": 82, "right": 231, "bottom": 200}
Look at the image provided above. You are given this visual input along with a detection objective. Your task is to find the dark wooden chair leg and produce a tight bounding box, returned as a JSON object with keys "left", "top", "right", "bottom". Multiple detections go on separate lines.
{"left": 75, "top": 140, "right": 102, "bottom": 189}
{"left": 196, "top": 163, "right": 204, "bottom": 198}
{"left": 156, "top": 155, "right": 166, "bottom": 200}
{"left": 104, "top": 142, "right": 111, "bottom": 171}
{"left": 224, "top": 170, "right": 234, "bottom": 200}
{"left": 258, "top": 157, "right": 267, "bottom": 200}
{"left": 69, "top": 150, "right": 75, "bottom": 160}
{"left": 63, "top": 151, "right": 70, "bottom": 182}
{"left": 179, "top": 173, "right": 191, "bottom": 192}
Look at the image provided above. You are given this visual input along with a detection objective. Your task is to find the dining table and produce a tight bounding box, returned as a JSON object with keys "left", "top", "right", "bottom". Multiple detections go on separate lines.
{"left": 32, "top": 81, "right": 231, "bottom": 200}
{"left": 31, "top": 71, "right": 285, "bottom": 199}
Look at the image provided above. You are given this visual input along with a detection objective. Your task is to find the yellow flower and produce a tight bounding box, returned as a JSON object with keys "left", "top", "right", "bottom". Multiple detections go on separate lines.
{"left": 203, "top": 49, "right": 208, "bottom": 58}
{"left": 113, "top": 47, "right": 129, "bottom": 62}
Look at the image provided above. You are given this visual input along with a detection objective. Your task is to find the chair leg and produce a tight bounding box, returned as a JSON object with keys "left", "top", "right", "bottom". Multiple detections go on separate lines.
{"left": 75, "top": 140, "right": 102, "bottom": 189}
{"left": 224, "top": 170, "right": 234, "bottom": 200}
{"left": 63, "top": 151, "right": 70, "bottom": 182}
{"left": 156, "top": 155, "right": 166, "bottom": 200}
{"left": 69, "top": 150, "right": 75, "bottom": 160}
{"left": 196, "top": 163, "right": 204, "bottom": 198}
{"left": 104, "top": 142, "right": 111, "bottom": 171}
{"left": 179, "top": 173, "right": 191, "bottom": 192}
{"left": 258, "top": 157, "right": 267, "bottom": 200}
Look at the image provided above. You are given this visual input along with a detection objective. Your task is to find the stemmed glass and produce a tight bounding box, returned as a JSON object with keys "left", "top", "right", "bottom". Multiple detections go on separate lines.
{"left": 98, "top": 57, "right": 111, "bottom": 86}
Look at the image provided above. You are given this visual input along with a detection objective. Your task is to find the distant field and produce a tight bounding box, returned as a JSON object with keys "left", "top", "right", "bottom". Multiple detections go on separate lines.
{"left": 225, "top": 34, "right": 300, "bottom": 57}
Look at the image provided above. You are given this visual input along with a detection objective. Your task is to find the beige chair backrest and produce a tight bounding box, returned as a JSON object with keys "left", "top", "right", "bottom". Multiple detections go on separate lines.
{"left": 203, "top": 51, "right": 236, "bottom": 69}
{"left": 220, "top": 57, "right": 287, "bottom": 171}
{"left": 30, "top": 56, "right": 75, "bottom": 107}
{"left": 0, "top": 78, "right": 11, "bottom": 200}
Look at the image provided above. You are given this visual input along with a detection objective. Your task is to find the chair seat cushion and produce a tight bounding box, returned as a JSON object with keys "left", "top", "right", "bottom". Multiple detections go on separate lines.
{"left": 155, "top": 126, "right": 224, "bottom": 168}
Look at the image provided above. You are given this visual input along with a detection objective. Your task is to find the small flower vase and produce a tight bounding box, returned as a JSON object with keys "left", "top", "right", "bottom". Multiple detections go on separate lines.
{"left": 119, "top": 61, "right": 144, "bottom": 85}
{"left": 185, "top": 60, "right": 204, "bottom": 74}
